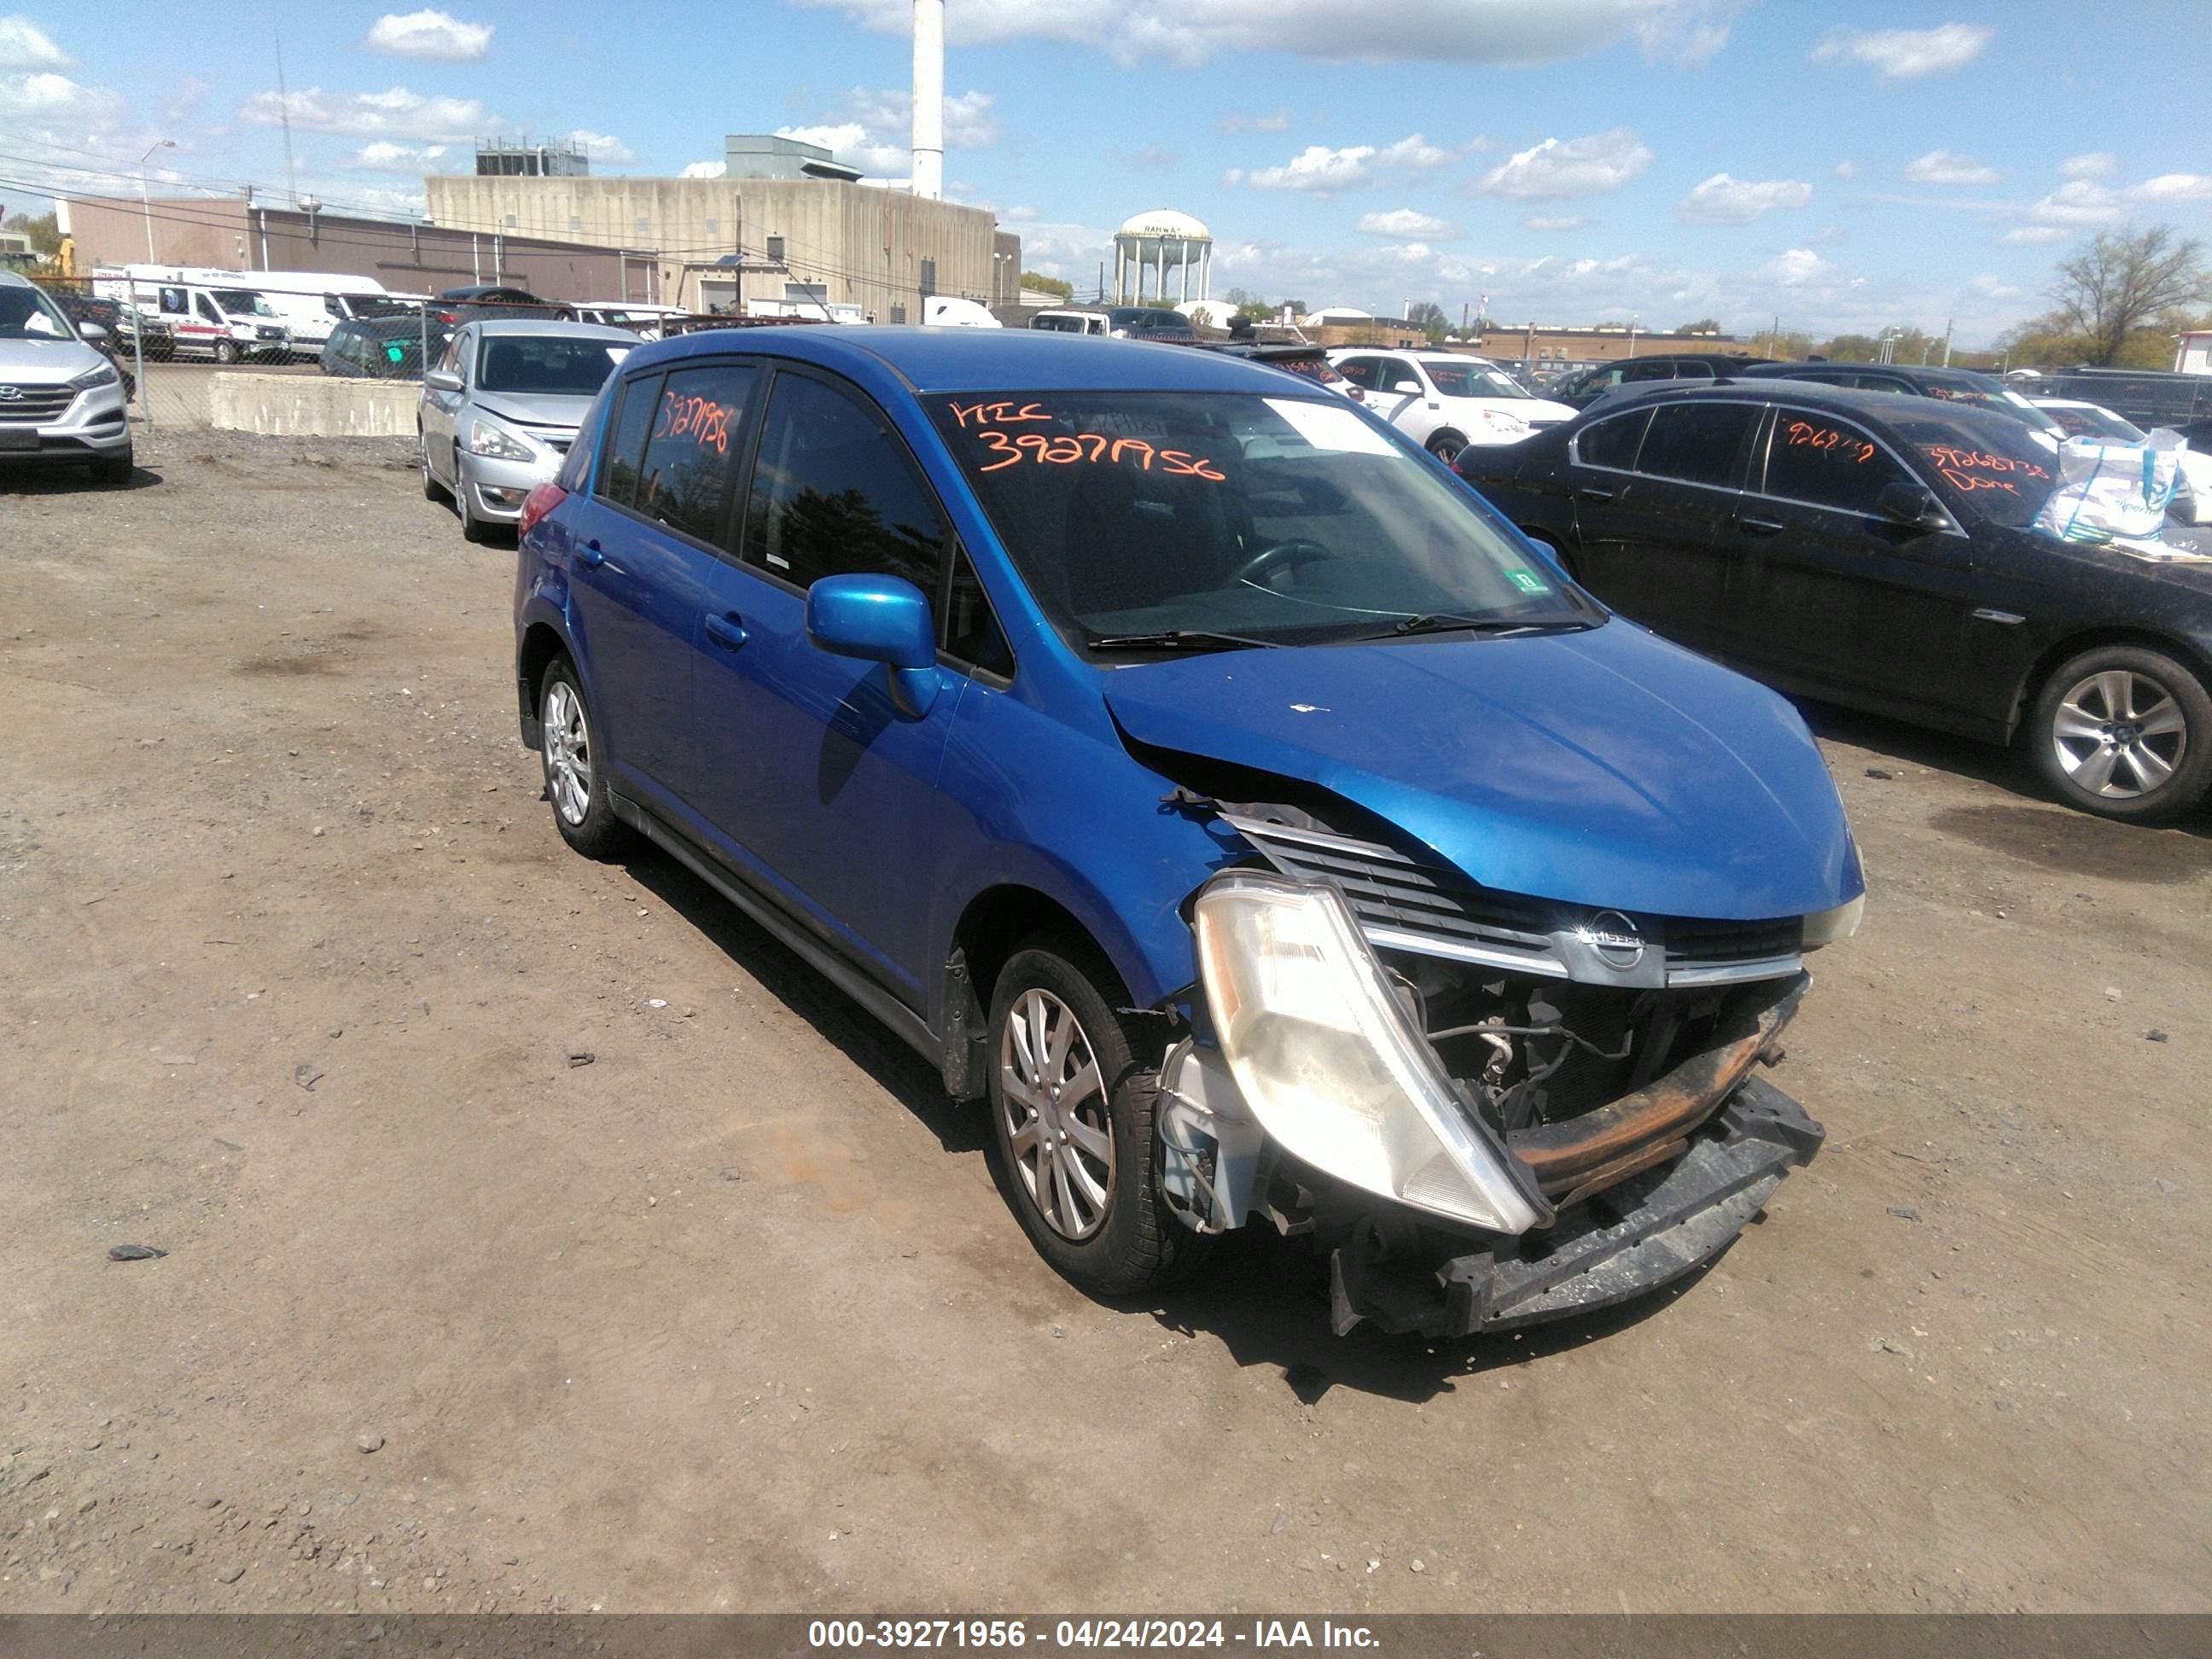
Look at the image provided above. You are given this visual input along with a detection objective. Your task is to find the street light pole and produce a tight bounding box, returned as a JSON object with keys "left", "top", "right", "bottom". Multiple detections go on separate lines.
{"left": 138, "top": 138, "right": 176, "bottom": 263}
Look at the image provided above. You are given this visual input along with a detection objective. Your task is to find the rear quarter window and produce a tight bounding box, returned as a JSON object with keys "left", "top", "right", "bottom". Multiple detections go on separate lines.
{"left": 597, "top": 372, "right": 663, "bottom": 509}
{"left": 1573, "top": 408, "right": 1650, "bottom": 470}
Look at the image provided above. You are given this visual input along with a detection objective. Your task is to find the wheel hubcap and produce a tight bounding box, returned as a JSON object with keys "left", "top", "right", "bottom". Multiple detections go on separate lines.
{"left": 542, "top": 681, "right": 591, "bottom": 824}
{"left": 2052, "top": 669, "right": 2186, "bottom": 800}
{"left": 998, "top": 988, "right": 1114, "bottom": 1242}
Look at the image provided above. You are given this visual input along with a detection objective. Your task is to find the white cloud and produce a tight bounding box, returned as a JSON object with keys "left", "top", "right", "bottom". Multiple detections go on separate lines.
{"left": 2002, "top": 225, "right": 2068, "bottom": 245}
{"left": 0, "top": 15, "right": 69, "bottom": 68}
{"left": 777, "top": 121, "right": 908, "bottom": 178}
{"left": 1003, "top": 204, "right": 1037, "bottom": 222}
{"left": 1756, "top": 247, "right": 1835, "bottom": 288}
{"left": 1812, "top": 23, "right": 1994, "bottom": 79}
{"left": 364, "top": 10, "right": 493, "bottom": 61}
{"left": 1966, "top": 274, "right": 2018, "bottom": 299}
{"left": 774, "top": 85, "right": 998, "bottom": 178}
{"left": 2058, "top": 151, "right": 2116, "bottom": 181}
{"left": 1833, "top": 160, "right": 1860, "bottom": 179}
{"left": 1476, "top": 127, "right": 1651, "bottom": 199}
{"left": 1522, "top": 214, "right": 1586, "bottom": 231}
{"left": 1676, "top": 172, "right": 1811, "bottom": 224}
{"left": 2028, "top": 179, "right": 2122, "bottom": 227}
{"left": 793, "top": 0, "right": 1743, "bottom": 67}
{"left": 566, "top": 129, "right": 634, "bottom": 165}
{"left": 1905, "top": 148, "right": 2000, "bottom": 186}
{"left": 343, "top": 140, "right": 448, "bottom": 171}
{"left": 680, "top": 160, "right": 726, "bottom": 179}
{"left": 1240, "top": 133, "right": 1452, "bottom": 195}
{"left": 1808, "top": 224, "right": 1847, "bottom": 245}
{"left": 2128, "top": 172, "right": 2212, "bottom": 203}
{"left": 1357, "top": 207, "right": 1458, "bottom": 239}
{"left": 240, "top": 84, "right": 497, "bottom": 140}
{"left": 1220, "top": 106, "right": 1291, "bottom": 133}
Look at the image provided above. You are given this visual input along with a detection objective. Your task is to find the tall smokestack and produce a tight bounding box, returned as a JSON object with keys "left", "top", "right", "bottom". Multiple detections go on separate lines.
{"left": 911, "top": 0, "right": 944, "bottom": 201}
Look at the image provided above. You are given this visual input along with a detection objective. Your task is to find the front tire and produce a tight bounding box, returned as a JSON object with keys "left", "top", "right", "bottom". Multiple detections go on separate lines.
{"left": 987, "top": 938, "right": 1209, "bottom": 1297}
{"left": 420, "top": 436, "right": 449, "bottom": 503}
{"left": 1425, "top": 431, "right": 1466, "bottom": 465}
{"left": 2029, "top": 645, "right": 2212, "bottom": 823}
{"left": 89, "top": 444, "right": 134, "bottom": 487}
{"left": 538, "top": 660, "right": 631, "bottom": 859}
{"left": 455, "top": 459, "right": 493, "bottom": 542}
{"left": 213, "top": 340, "right": 239, "bottom": 365}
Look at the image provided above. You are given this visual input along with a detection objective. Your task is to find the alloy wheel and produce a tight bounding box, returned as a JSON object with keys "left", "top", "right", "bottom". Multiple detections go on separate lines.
{"left": 542, "top": 679, "right": 592, "bottom": 824}
{"left": 998, "top": 988, "right": 1115, "bottom": 1241}
{"left": 2051, "top": 669, "right": 2187, "bottom": 800}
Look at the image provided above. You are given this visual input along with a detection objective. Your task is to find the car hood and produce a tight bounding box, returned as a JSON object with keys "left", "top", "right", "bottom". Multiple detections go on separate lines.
{"left": 471, "top": 391, "right": 596, "bottom": 428}
{"left": 1101, "top": 621, "right": 1861, "bottom": 921}
{"left": 0, "top": 336, "right": 107, "bottom": 384}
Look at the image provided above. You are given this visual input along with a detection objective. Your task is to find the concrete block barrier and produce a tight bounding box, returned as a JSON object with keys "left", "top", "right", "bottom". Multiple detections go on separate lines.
{"left": 208, "top": 373, "right": 418, "bottom": 438}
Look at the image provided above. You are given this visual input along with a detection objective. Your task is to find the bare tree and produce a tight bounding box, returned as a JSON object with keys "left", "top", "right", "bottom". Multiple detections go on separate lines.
{"left": 2049, "top": 226, "right": 2212, "bottom": 365}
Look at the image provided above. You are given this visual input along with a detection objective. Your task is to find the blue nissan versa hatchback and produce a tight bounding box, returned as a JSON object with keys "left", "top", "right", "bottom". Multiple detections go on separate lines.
{"left": 513, "top": 329, "right": 1866, "bottom": 1338}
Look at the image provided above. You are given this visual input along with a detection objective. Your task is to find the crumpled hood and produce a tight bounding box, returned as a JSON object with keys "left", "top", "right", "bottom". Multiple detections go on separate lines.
{"left": 473, "top": 391, "right": 595, "bottom": 430}
{"left": 1102, "top": 622, "right": 1862, "bottom": 921}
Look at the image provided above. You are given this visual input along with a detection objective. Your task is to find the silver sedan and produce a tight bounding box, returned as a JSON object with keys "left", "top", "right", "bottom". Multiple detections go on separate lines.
{"left": 418, "top": 319, "right": 638, "bottom": 541}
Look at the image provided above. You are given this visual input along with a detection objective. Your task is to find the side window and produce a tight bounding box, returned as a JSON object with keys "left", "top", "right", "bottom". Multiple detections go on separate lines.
{"left": 597, "top": 371, "right": 664, "bottom": 509}
{"left": 1621, "top": 359, "right": 1675, "bottom": 384}
{"left": 943, "top": 545, "right": 1014, "bottom": 678}
{"left": 1850, "top": 375, "right": 1908, "bottom": 394}
{"left": 1761, "top": 409, "right": 1912, "bottom": 517}
{"left": 160, "top": 286, "right": 186, "bottom": 316}
{"left": 631, "top": 363, "right": 760, "bottom": 544}
{"left": 324, "top": 295, "right": 346, "bottom": 320}
{"left": 1674, "top": 362, "right": 1717, "bottom": 381}
{"left": 1574, "top": 408, "right": 1650, "bottom": 471}
{"left": 1382, "top": 358, "right": 1423, "bottom": 393}
{"left": 742, "top": 372, "right": 947, "bottom": 594}
{"left": 1335, "top": 357, "right": 1380, "bottom": 391}
{"left": 1636, "top": 403, "right": 1760, "bottom": 489}
{"left": 195, "top": 294, "right": 222, "bottom": 324}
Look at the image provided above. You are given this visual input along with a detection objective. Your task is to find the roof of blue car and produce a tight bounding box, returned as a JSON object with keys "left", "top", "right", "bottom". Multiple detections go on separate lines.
{"left": 651, "top": 324, "right": 1299, "bottom": 395}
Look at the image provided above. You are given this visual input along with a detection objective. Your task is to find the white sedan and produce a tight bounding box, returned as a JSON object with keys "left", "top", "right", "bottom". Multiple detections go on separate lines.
{"left": 2033, "top": 397, "right": 2212, "bottom": 524}
{"left": 1327, "top": 348, "right": 1575, "bottom": 463}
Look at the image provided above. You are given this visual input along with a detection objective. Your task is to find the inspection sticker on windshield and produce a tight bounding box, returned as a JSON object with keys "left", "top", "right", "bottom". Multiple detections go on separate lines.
{"left": 1505, "top": 569, "right": 1549, "bottom": 595}
{"left": 1265, "top": 399, "right": 1397, "bottom": 456}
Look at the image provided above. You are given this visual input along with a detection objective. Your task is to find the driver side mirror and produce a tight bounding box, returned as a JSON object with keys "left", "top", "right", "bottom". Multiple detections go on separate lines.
{"left": 1391, "top": 380, "right": 1423, "bottom": 396}
{"left": 805, "top": 573, "right": 941, "bottom": 717}
{"left": 1875, "top": 480, "right": 1941, "bottom": 527}
{"left": 78, "top": 322, "right": 110, "bottom": 344}
{"left": 424, "top": 369, "right": 461, "bottom": 393}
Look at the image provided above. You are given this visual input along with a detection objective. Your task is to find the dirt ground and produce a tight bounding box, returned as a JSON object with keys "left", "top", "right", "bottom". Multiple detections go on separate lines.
{"left": 2, "top": 430, "right": 2207, "bottom": 1615}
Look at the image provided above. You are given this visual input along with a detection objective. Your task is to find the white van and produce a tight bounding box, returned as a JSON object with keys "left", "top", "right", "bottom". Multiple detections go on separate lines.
{"left": 921, "top": 295, "right": 1001, "bottom": 329}
{"left": 570, "top": 301, "right": 690, "bottom": 339}
{"left": 90, "top": 271, "right": 289, "bottom": 364}
{"left": 91, "top": 265, "right": 398, "bottom": 358}
{"left": 1030, "top": 309, "right": 1108, "bottom": 335}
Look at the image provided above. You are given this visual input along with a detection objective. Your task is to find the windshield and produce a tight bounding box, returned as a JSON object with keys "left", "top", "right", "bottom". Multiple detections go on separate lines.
{"left": 476, "top": 335, "right": 630, "bottom": 395}
{"left": 1423, "top": 360, "right": 1531, "bottom": 400}
{"left": 2039, "top": 403, "right": 2147, "bottom": 444}
{"left": 929, "top": 392, "right": 1592, "bottom": 649}
{"left": 211, "top": 289, "right": 276, "bottom": 317}
{"left": 1919, "top": 377, "right": 2061, "bottom": 434}
{"left": 1889, "top": 408, "right": 2058, "bottom": 529}
{"left": 0, "top": 282, "right": 79, "bottom": 341}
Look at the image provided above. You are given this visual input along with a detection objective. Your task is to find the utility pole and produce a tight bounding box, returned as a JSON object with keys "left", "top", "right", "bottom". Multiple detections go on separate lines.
{"left": 137, "top": 137, "right": 175, "bottom": 262}
{"left": 1941, "top": 317, "right": 1954, "bottom": 366}
{"left": 274, "top": 28, "right": 298, "bottom": 207}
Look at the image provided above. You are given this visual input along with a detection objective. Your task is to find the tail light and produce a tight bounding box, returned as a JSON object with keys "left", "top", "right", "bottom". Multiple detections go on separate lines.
{"left": 518, "top": 483, "right": 568, "bottom": 538}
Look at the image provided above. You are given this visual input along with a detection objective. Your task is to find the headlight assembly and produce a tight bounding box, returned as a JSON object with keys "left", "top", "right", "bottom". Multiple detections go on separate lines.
{"left": 67, "top": 360, "right": 121, "bottom": 392}
{"left": 1191, "top": 870, "right": 1549, "bottom": 1236}
{"left": 1802, "top": 892, "right": 1866, "bottom": 949}
{"left": 466, "top": 419, "right": 535, "bottom": 461}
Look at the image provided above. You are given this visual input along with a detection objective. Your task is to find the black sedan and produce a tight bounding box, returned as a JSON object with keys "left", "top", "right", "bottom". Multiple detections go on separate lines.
{"left": 1456, "top": 381, "right": 2212, "bottom": 823}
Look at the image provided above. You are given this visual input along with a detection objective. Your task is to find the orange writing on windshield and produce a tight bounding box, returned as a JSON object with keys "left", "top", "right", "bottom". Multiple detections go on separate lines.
{"left": 973, "top": 427, "right": 1225, "bottom": 480}
{"left": 1923, "top": 444, "right": 2049, "bottom": 495}
{"left": 948, "top": 399, "right": 1051, "bottom": 428}
{"left": 1785, "top": 421, "right": 1876, "bottom": 463}
{"left": 655, "top": 391, "right": 734, "bottom": 456}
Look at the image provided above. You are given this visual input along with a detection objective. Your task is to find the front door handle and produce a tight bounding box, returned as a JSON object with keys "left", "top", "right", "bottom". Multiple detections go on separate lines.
{"left": 577, "top": 539, "right": 606, "bottom": 569}
{"left": 1577, "top": 485, "right": 1615, "bottom": 502}
{"left": 1738, "top": 516, "right": 1786, "bottom": 535}
{"left": 704, "top": 613, "right": 748, "bottom": 651}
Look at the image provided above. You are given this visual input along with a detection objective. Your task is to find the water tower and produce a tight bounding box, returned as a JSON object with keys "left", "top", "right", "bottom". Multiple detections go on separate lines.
{"left": 1113, "top": 210, "right": 1212, "bottom": 306}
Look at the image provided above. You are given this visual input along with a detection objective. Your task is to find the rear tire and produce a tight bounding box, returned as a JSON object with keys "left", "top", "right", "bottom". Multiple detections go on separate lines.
{"left": 1425, "top": 431, "right": 1467, "bottom": 465}
{"left": 420, "top": 437, "right": 449, "bottom": 504}
{"left": 2029, "top": 644, "right": 2212, "bottom": 823}
{"left": 537, "top": 660, "right": 631, "bottom": 860}
{"left": 987, "top": 937, "right": 1212, "bottom": 1298}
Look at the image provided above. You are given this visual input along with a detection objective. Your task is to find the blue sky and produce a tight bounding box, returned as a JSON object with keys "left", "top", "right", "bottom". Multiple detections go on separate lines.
{"left": 4, "top": 1, "right": 2208, "bottom": 345}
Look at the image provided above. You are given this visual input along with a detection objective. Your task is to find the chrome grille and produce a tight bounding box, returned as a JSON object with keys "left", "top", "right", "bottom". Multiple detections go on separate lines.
{"left": 0, "top": 386, "right": 75, "bottom": 422}
{"left": 1220, "top": 812, "right": 1802, "bottom": 987}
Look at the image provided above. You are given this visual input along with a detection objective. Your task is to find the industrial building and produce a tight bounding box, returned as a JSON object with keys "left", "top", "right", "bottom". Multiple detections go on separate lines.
{"left": 423, "top": 132, "right": 1010, "bottom": 322}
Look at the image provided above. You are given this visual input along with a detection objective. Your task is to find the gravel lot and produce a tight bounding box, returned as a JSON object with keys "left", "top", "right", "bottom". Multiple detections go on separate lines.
{"left": 2, "top": 431, "right": 2207, "bottom": 1615}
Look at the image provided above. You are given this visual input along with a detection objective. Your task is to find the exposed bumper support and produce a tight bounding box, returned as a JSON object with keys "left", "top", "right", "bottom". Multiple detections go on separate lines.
{"left": 1329, "top": 1077, "right": 1824, "bottom": 1339}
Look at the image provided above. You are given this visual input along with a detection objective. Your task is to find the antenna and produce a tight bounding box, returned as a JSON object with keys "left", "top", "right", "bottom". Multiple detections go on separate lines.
{"left": 274, "top": 27, "right": 298, "bottom": 207}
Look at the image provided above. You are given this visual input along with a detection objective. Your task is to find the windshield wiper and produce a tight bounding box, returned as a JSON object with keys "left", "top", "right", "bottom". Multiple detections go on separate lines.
{"left": 1366, "top": 613, "right": 1596, "bottom": 641}
{"left": 1085, "top": 628, "right": 1280, "bottom": 653}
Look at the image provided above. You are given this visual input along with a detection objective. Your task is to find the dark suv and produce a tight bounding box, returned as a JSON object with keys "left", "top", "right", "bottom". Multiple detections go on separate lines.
{"left": 1550, "top": 353, "right": 1773, "bottom": 409}
{"left": 1740, "top": 361, "right": 2063, "bottom": 439}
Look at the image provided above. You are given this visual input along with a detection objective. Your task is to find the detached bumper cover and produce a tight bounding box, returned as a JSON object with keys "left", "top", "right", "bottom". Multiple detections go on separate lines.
{"left": 1329, "top": 1076, "right": 1823, "bottom": 1338}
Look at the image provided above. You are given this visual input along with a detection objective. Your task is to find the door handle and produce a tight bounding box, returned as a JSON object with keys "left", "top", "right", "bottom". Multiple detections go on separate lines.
{"left": 704, "top": 613, "right": 748, "bottom": 650}
{"left": 1577, "top": 485, "right": 1615, "bottom": 503}
{"left": 577, "top": 539, "right": 606, "bottom": 569}
{"left": 1738, "top": 516, "right": 1786, "bottom": 535}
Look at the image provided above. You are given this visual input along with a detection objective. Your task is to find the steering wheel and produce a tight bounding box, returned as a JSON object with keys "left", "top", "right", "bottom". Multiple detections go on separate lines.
{"left": 1231, "top": 538, "right": 1335, "bottom": 591}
